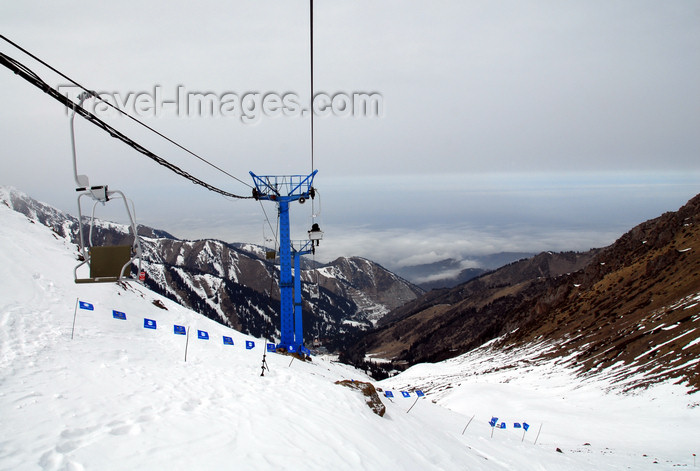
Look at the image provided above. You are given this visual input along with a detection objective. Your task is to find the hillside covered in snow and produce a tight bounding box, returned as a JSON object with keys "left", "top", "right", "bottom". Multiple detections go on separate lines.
{"left": 1, "top": 196, "right": 699, "bottom": 470}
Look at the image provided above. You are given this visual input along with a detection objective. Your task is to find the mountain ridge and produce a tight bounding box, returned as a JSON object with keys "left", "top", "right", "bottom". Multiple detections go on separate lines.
{"left": 345, "top": 193, "right": 700, "bottom": 393}
{"left": 393, "top": 252, "right": 536, "bottom": 290}
{"left": 0, "top": 186, "right": 422, "bottom": 351}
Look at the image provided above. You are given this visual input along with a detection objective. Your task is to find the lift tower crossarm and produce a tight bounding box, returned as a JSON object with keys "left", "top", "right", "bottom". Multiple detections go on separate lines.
{"left": 249, "top": 171, "right": 317, "bottom": 200}
{"left": 250, "top": 171, "right": 318, "bottom": 352}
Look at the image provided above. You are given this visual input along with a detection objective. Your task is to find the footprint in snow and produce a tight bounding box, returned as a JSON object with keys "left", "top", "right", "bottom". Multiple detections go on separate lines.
{"left": 108, "top": 421, "right": 142, "bottom": 436}
{"left": 59, "top": 425, "right": 99, "bottom": 440}
{"left": 39, "top": 448, "right": 85, "bottom": 471}
{"left": 181, "top": 398, "right": 203, "bottom": 412}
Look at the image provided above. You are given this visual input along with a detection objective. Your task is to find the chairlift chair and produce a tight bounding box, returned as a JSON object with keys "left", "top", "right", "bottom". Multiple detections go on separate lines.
{"left": 262, "top": 227, "right": 277, "bottom": 261}
{"left": 70, "top": 92, "right": 143, "bottom": 284}
{"left": 308, "top": 223, "right": 323, "bottom": 246}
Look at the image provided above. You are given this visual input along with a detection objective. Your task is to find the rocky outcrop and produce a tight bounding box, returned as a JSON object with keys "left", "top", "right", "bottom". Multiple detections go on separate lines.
{"left": 335, "top": 380, "right": 386, "bottom": 417}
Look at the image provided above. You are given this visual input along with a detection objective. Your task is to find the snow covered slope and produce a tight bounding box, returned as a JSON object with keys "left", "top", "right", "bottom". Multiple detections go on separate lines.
{"left": 381, "top": 338, "right": 700, "bottom": 470}
{"left": 2, "top": 201, "right": 698, "bottom": 470}
{"left": 0, "top": 201, "right": 501, "bottom": 470}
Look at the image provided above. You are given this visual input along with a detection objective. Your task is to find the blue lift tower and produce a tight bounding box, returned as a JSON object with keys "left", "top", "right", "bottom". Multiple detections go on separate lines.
{"left": 250, "top": 171, "right": 322, "bottom": 352}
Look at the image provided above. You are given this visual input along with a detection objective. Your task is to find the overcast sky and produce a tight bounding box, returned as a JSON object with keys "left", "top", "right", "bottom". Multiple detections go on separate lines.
{"left": 2, "top": 1, "right": 699, "bottom": 270}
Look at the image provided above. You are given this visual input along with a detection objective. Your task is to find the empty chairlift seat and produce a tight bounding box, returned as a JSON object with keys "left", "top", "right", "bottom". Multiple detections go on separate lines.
{"left": 76, "top": 245, "right": 133, "bottom": 283}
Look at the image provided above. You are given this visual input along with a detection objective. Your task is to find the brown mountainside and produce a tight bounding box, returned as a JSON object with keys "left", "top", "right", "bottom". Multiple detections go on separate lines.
{"left": 506, "top": 192, "right": 700, "bottom": 391}
{"left": 350, "top": 250, "right": 599, "bottom": 363}
{"left": 348, "top": 194, "right": 700, "bottom": 392}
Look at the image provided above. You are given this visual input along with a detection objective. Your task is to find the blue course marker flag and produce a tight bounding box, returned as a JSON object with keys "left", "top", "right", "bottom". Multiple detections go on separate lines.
{"left": 489, "top": 417, "right": 498, "bottom": 427}
{"left": 78, "top": 301, "right": 94, "bottom": 311}
{"left": 112, "top": 310, "right": 126, "bottom": 320}
{"left": 401, "top": 391, "right": 411, "bottom": 398}
{"left": 514, "top": 423, "right": 522, "bottom": 429}
{"left": 144, "top": 318, "right": 157, "bottom": 329}
{"left": 266, "top": 343, "right": 276, "bottom": 352}
{"left": 198, "top": 330, "right": 209, "bottom": 340}
{"left": 174, "top": 325, "right": 186, "bottom": 335}
{"left": 415, "top": 390, "right": 425, "bottom": 397}
{"left": 223, "top": 336, "right": 234, "bottom": 345}
{"left": 500, "top": 422, "right": 506, "bottom": 429}
{"left": 245, "top": 340, "right": 255, "bottom": 350}
{"left": 523, "top": 422, "right": 530, "bottom": 432}
{"left": 385, "top": 391, "right": 394, "bottom": 398}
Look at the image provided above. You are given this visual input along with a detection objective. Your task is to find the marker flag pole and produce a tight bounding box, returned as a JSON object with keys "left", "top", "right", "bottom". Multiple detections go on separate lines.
{"left": 461, "top": 414, "right": 475, "bottom": 435}
{"left": 184, "top": 326, "right": 190, "bottom": 362}
{"left": 406, "top": 396, "right": 420, "bottom": 414}
{"left": 520, "top": 422, "right": 530, "bottom": 442}
{"left": 489, "top": 417, "right": 498, "bottom": 438}
{"left": 534, "top": 423, "right": 543, "bottom": 445}
{"left": 71, "top": 298, "right": 79, "bottom": 339}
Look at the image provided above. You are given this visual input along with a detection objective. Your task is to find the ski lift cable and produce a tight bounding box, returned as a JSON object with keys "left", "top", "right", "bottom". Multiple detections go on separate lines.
{"left": 307, "top": 0, "right": 321, "bottom": 291}
{"left": 0, "top": 51, "right": 253, "bottom": 200}
{"left": 0, "top": 34, "right": 253, "bottom": 191}
{"left": 309, "top": 0, "right": 317, "bottom": 223}
{"left": 309, "top": 0, "right": 322, "bottom": 324}
{"left": 310, "top": 0, "right": 315, "bottom": 176}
